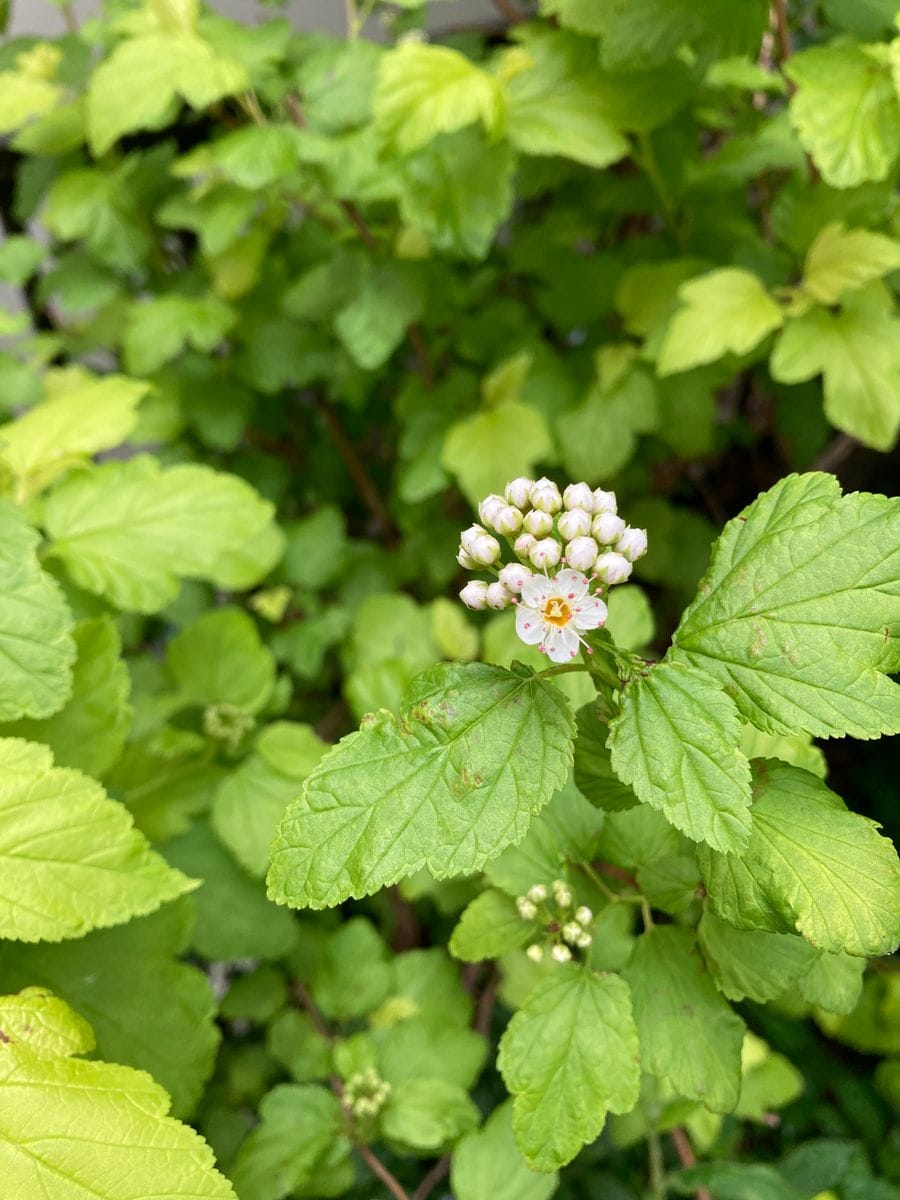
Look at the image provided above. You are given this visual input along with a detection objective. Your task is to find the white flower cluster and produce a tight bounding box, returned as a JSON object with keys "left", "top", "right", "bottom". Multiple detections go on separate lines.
{"left": 457, "top": 478, "right": 647, "bottom": 662}
{"left": 516, "top": 879, "right": 593, "bottom": 964}
{"left": 344, "top": 1068, "right": 391, "bottom": 1119}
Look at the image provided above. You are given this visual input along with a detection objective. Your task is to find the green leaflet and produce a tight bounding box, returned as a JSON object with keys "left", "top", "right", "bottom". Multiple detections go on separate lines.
{"left": 800, "top": 221, "right": 900, "bottom": 305}
{"left": 380, "top": 1078, "right": 480, "bottom": 1151}
{"left": 609, "top": 660, "right": 753, "bottom": 853}
{"left": 167, "top": 607, "right": 276, "bottom": 716}
{"left": 623, "top": 926, "right": 745, "bottom": 1112}
{"left": 573, "top": 703, "right": 637, "bottom": 812}
{"left": 267, "top": 662, "right": 575, "bottom": 909}
{"left": 672, "top": 472, "right": 900, "bottom": 738}
{"left": 44, "top": 456, "right": 273, "bottom": 613}
{"left": 498, "top": 965, "right": 640, "bottom": 1171}
{"left": 450, "top": 888, "right": 539, "bottom": 962}
{"left": 698, "top": 910, "right": 815, "bottom": 1003}
{"left": 0, "top": 1044, "right": 235, "bottom": 1199}
{"left": 0, "top": 738, "right": 193, "bottom": 943}
{"left": 442, "top": 401, "right": 552, "bottom": 507}
{"left": 451, "top": 1101, "right": 558, "bottom": 1200}
{"left": 0, "top": 501, "right": 74, "bottom": 723}
{"left": 122, "top": 294, "right": 236, "bottom": 375}
{"left": 0, "top": 987, "right": 95, "bottom": 1058}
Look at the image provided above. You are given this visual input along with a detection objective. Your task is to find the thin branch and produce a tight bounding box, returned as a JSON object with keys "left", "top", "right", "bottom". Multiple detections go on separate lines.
{"left": 339, "top": 198, "right": 379, "bottom": 251}
{"left": 474, "top": 970, "right": 499, "bottom": 1037}
{"left": 671, "top": 1127, "right": 712, "bottom": 1200}
{"left": 407, "top": 323, "right": 435, "bottom": 390}
{"left": 770, "top": 0, "right": 792, "bottom": 62}
{"left": 811, "top": 433, "right": 858, "bottom": 475}
{"left": 492, "top": 0, "right": 527, "bottom": 21}
{"left": 356, "top": 1143, "right": 411, "bottom": 1200}
{"left": 316, "top": 394, "right": 397, "bottom": 538}
{"left": 410, "top": 1156, "right": 450, "bottom": 1200}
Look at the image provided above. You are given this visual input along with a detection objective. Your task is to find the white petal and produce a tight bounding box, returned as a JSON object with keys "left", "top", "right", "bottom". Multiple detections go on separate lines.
{"left": 573, "top": 596, "right": 608, "bottom": 631}
{"left": 553, "top": 568, "right": 590, "bottom": 600}
{"left": 515, "top": 604, "right": 546, "bottom": 645}
{"left": 521, "top": 574, "right": 555, "bottom": 607}
{"left": 543, "top": 626, "right": 580, "bottom": 663}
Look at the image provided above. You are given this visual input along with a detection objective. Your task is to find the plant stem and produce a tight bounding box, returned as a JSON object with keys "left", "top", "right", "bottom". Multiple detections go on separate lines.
{"left": 60, "top": 2, "right": 78, "bottom": 33}
{"left": 641, "top": 898, "right": 656, "bottom": 930}
{"left": 579, "top": 862, "right": 643, "bottom": 905}
{"left": 771, "top": 0, "right": 791, "bottom": 61}
{"left": 411, "top": 1157, "right": 450, "bottom": 1200}
{"left": 315, "top": 394, "right": 397, "bottom": 539}
{"left": 540, "top": 662, "right": 591, "bottom": 679}
{"left": 647, "top": 1127, "right": 667, "bottom": 1200}
{"left": 493, "top": 0, "right": 527, "bottom": 20}
{"left": 671, "top": 1127, "right": 712, "bottom": 1200}
{"left": 636, "top": 131, "right": 680, "bottom": 242}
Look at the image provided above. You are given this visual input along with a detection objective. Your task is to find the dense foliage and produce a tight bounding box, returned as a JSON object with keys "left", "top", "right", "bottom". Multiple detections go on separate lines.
{"left": 0, "top": 0, "right": 899, "bottom": 1197}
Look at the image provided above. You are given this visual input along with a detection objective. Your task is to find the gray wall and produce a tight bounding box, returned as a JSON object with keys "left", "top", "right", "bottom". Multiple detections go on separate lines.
{"left": 9, "top": 0, "right": 497, "bottom": 37}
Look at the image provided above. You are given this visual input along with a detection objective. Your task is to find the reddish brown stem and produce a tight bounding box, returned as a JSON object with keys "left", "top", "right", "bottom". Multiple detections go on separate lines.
{"left": 771, "top": 0, "right": 791, "bottom": 62}
{"left": 410, "top": 1156, "right": 450, "bottom": 1200}
{"left": 316, "top": 394, "right": 396, "bottom": 537}
{"left": 594, "top": 861, "right": 639, "bottom": 888}
{"left": 492, "top": 0, "right": 527, "bottom": 21}
{"left": 671, "top": 1127, "right": 712, "bottom": 1200}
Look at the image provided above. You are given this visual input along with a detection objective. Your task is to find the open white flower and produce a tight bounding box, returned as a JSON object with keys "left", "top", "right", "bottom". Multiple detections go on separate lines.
{"left": 514, "top": 568, "right": 608, "bottom": 662}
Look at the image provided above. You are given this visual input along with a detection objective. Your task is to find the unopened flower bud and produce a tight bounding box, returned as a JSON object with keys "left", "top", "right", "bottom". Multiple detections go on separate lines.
{"left": 557, "top": 509, "right": 592, "bottom": 541}
{"left": 592, "top": 488, "right": 617, "bottom": 514}
{"left": 565, "top": 536, "right": 598, "bottom": 571}
{"left": 528, "top": 883, "right": 548, "bottom": 902}
{"left": 552, "top": 879, "right": 572, "bottom": 907}
{"left": 516, "top": 896, "right": 538, "bottom": 920}
{"left": 575, "top": 930, "right": 592, "bottom": 949}
{"left": 551, "top": 943, "right": 572, "bottom": 964}
{"left": 615, "top": 527, "right": 648, "bottom": 562}
{"left": 562, "top": 922, "right": 583, "bottom": 945}
{"left": 459, "top": 580, "right": 489, "bottom": 610}
{"left": 505, "top": 477, "right": 533, "bottom": 509}
{"left": 530, "top": 477, "right": 562, "bottom": 514}
{"left": 479, "top": 493, "right": 506, "bottom": 527}
{"left": 529, "top": 538, "right": 561, "bottom": 568}
{"left": 523, "top": 508, "right": 554, "bottom": 537}
{"left": 493, "top": 505, "right": 523, "bottom": 535}
{"left": 563, "top": 482, "right": 594, "bottom": 512}
{"left": 499, "top": 563, "right": 531, "bottom": 593}
{"left": 460, "top": 524, "right": 500, "bottom": 565}
{"left": 486, "top": 581, "right": 513, "bottom": 610}
{"left": 526, "top": 943, "right": 545, "bottom": 963}
{"left": 592, "top": 512, "right": 627, "bottom": 545}
{"left": 594, "top": 551, "right": 632, "bottom": 585}
{"left": 457, "top": 547, "right": 476, "bottom": 569}
{"left": 575, "top": 906, "right": 593, "bottom": 926}
{"left": 514, "top": 532, "right": 536, "bottom": 560}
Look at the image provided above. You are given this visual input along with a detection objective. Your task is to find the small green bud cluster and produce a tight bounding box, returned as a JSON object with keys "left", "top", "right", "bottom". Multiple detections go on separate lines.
{"left": 457, "top": 477, "right": 647, "bottom": 623}
{"left": 516, "top": 879, "right": 594, "bottom": 964}
{"left": 203, "top": 702, "right": 255, "bottom": 749}
{"left": 344, "top": 1067, "right": 391, "bottom": 1119}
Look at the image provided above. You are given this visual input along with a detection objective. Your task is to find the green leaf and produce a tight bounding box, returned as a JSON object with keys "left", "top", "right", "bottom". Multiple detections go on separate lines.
{"left": 503, "top": 31, "right": 628, "bottom": 169}
{"left": 380, "top": 1078, "right": 480, "bottom": 1151}
{"left": 786, "top": 44, "right": 900, "bottom": 187}
{"left": 657, "top": 268, "right": 783, "bottom": 375}
{"left": 87, "top": 32, "right": 249, "bottom": 156}
{"left": 595, "top": 803, "right": 684, "bottom": 870}
{"left": 311, "top": 917, "right": 391, "bottom": 1021}
{"left": 800, "top": 221, "right": 900, "bottom": 305}
{"left": 823, "top": 0, "right": 899, "bottom": 37}
{"left": 0, "top": 616, "right": 132, "bottom": 778}
{"left": 0, "top": 738, "right": 194, "bottom": 943}
{"left": 173, "top": 123, "right": 301, "bottom": 189}
{"left": 229, "top": 1084, "right": 347, "bottom": 1200}
{"left": 451, "top": 1101, "right": 559, "bottom": 1200}
{"left": 123, "top": 294, "right": 235, "bottom": 376}
{"left": 268, "top": 662, "right": 575, "bottom": 909}
{"left": 624, "top": 926, "right": 745, "bottom": 1112}
{"left": 374, "top": 41, "right": 504, "bottom": 155}
{"left": 636, "top": 853, "right": 702, "bottom": 914}
{"left": 736, "top": 1033, "right": 804, "bottom": 1123}
{"left": 266, "top": 1009, "right": 331, "bottom": 1083}
{"left": 450, "top": 888, "right": 538, "bottom": 962}
{"left": 606, "top": 585, "right": 656, "bottom": 651}
{"left": 498, "top": 965, "right": 640, "bottom": 1171}
{"left": 442, "top": 402, "right": 552, "bottom": 507}
{"left": 0, "top": 987, "right": 95, "bottom": 1058}
{"left": 398, "top": 128, "right": 515, "bottom": 259}
{"left": 671, "top": 1162, "right": 804, "bottom": 1200}
{"left": 609, "top": 660, "right": 753, "bottom": 853}
{"left": 739, "top": 725, "right": 827, "bottom": 779}
{"left": 698, "top": 910, "right": 814, "bottom": 1003}
{"left": 711, "top": 760, "right": 900, "bottom": 957}
{"left": 0, "top": 903, "right": 219, "bottom": 1117}
{"left": 573, "top": 703, "right": 637, "bottom": 812}
{"left": 0, "top": 235, "right": 45, "bottom": 286}
{"left": 583, "top": 0, "right": 769, "bottom": 70}
{"left": 0, "top": 370, "right": 146, "bottom": 502}
{"left": 771, "top": 284, "right": 900, "bottom": 450}
{"left": 672, "top": 472, "right": 900, "bottom": 738}
{"left": 0, "top": 500, "right": 74, "bottom": 722}
{"left": 334, "top": 262, "right": 424, "bottom": 370}
{"left": 797, "top": 949, "right": 866, "bottom": 1014}
{"left": 0, "top": 1044, "right": 235, "bottom": 1198}
{"left": 374, "top": 1021, "right": 486, "bottom": 1091}
{"left": 44, "top": 456, "right": 273, "bottom": 613}
{"left": 167, "top": 607, "right": 275, "bottom": 716}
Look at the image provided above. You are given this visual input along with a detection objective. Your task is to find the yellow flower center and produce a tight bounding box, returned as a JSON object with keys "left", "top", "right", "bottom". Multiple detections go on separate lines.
{"left": 542, "top": 597, "right": 572, "bottom": 628}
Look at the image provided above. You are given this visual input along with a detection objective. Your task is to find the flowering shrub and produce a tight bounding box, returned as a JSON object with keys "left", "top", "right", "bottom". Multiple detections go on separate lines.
{"left": 0, "top": 1, "right": 899, "bottom": 1198}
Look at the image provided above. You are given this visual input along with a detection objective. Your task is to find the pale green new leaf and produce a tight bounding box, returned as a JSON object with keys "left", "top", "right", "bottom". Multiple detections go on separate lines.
{"left": 451, "top": 1101, "right": 558, "bottom": 1200}
{"left": 698, "top": 910, "right": 814, "bottom": 1003}
{"left": 0, "top": 987, "right": 95, "bottom": 1058}
{"left": 0, "top": 616, "right": 132, "bottom": 778}
{"left": 658, "top": 269, "right": 783, "bottom": 375}
{"left": 609, "top": 660, "right": 753, "bottom": 853}
{"left": 0, "top": 370, "right": 147, "bottom": 501}
{"left": 167, "top": 607, "right": 276, "bottom": 715}
{"left": 0, "top": 738, "right": 194, "bottom": 943}
{"left": 442, "top": 402, "right": 552, "bottom": 506}
{"left": 771, "top": 284, "right": 900, "bottom": 450}
{"left": 624, "top": 926, "right": 745, "bottom": 1112}
{"left": 381, "top": 1078, "right": 480, "bottom": 1151}
{"left": 787, "top": 44, "right": 900, "bottom": 187}
{"left": 0, "top": 501, "right": 74, "bottom": 722}
{"left": 44, "top": 456, "right": 273, "bottom": 613}
{"left": 450, "top": 888, "right": 538, "bottom": 962}
{"left": 123, "top": 294, "right": 235, "bottom": 375}
{"left": 801, "top": 221, "right": 900, "bottom": 305}
{"left": 268, "top": 662, "right": 574, "bottom": 909}
{"left": 503, "top": 31, "right": 629, "bottom": 169}
{"left": 672, "top": 472, "right": 900, "bottom": 737}
{"left": 498, "top": 965, "right": 639, "bottom": 1171}
{"left": 0, "top": 1044, "right": 235, "bottom": 1198}
{"left": 374, "top": 41, "right": 504, "bottom": 155}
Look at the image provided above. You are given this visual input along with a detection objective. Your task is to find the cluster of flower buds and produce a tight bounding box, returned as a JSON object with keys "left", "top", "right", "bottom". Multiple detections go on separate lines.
{"left": 516, "top": 879, "right": 593, "bottom": 964}
{"left": 203, "top": 702, "right": 255, "bottom": 749}
{"left": 457, "top": 478, "right": 647, "bottom": 662}
{"left": 343, "top": 1068, "right": 391, "bottom": 1119}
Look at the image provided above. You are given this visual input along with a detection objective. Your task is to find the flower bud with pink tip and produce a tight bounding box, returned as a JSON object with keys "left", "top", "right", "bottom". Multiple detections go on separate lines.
{"left": 514, "top": 532, "right": 536, "bottom": 560}
{"left": 499, "top": 562, "right": 532, "bottom": 593}
{"left": 529, "top": 538, "right": 562, "bottom": 569}
{"left": 486, "top": 581, "right": 514, "bottom": 610}
{"left": 459, "top": 580, "right": 489, "bottom": 610}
